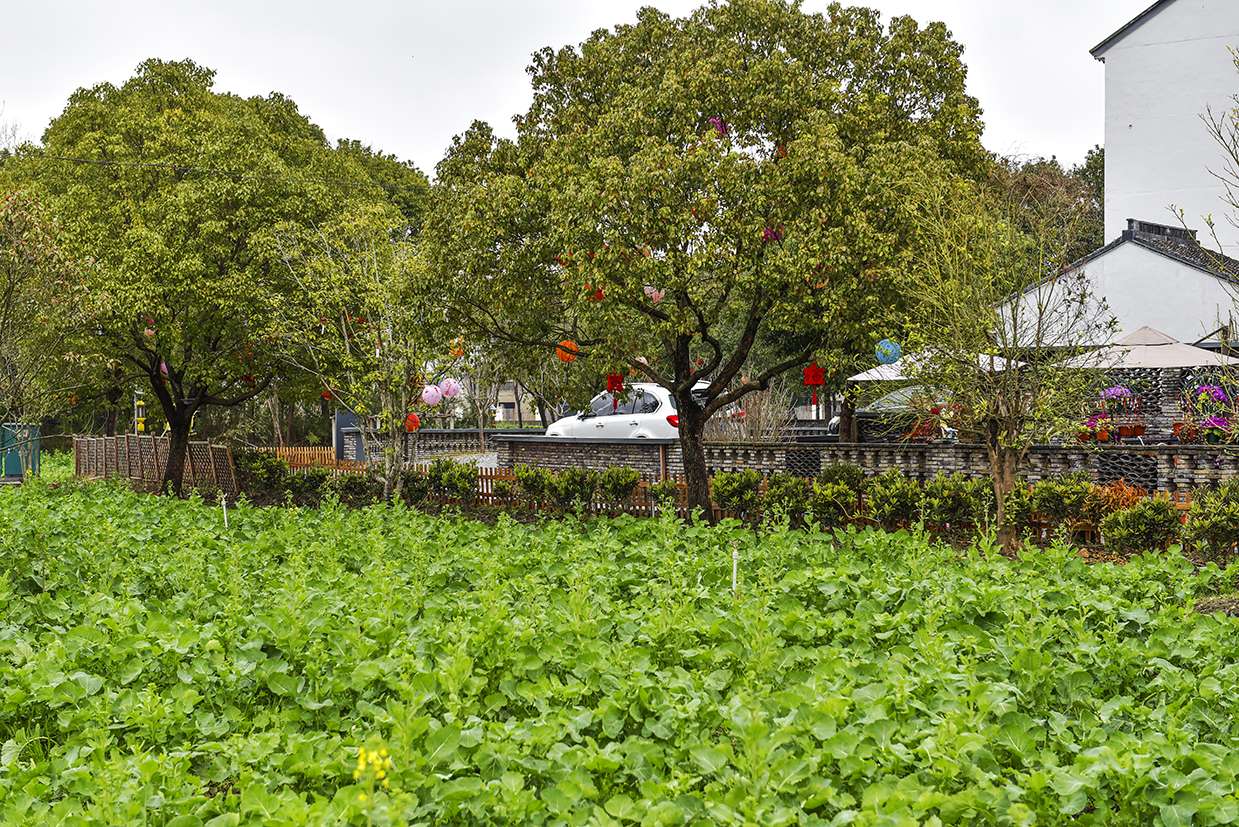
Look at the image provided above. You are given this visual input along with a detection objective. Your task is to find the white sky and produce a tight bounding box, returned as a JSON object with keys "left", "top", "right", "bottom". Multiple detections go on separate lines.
{"left": 1, "top": 1, "right": 1154, "bottom": 175}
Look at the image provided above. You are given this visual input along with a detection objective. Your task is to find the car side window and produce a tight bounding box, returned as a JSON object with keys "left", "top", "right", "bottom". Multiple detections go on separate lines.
{"left": 589, "top": 393, "right": 614, "bottom": 417}
{"left": 631, "top": 390, "right": 660, "bottom": 414}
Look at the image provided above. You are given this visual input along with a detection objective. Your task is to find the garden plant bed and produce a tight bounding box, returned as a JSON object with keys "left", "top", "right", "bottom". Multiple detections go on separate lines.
{"left": 3, "top": 477, "right": 1239, "bottom": 823}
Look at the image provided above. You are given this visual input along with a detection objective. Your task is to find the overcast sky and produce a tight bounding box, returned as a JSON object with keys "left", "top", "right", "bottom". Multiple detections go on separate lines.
{"left": 2, "top": 1, "right": 1152, "bottom": 175}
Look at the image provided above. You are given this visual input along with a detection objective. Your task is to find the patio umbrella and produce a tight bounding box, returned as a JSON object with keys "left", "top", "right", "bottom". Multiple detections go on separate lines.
{"left": 1068, "top": 326, "right": 1239, "bottom": 369}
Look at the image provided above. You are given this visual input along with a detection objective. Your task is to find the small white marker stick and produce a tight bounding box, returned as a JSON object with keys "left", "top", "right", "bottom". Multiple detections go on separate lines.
{"left": 220, "top": 491, "right": 229, "bottom": 529}
{"left": 731, "top": 542, "right": 739, "bottom": 598}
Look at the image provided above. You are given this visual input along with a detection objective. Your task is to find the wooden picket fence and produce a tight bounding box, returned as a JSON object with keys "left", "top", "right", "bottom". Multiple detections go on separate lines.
{"left": 261, "top": 446, "right": 369, "bottom": 474}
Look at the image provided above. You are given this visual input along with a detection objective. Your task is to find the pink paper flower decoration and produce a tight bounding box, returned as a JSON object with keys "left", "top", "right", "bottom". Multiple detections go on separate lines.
{"left": 421, "top": 384, "right": 443, "bottom": 406}
{"left": 439, "top": 377, "right": 461, "bottom": 399}
{"left": 644, "top": 285, "right": 665, "bottom": 304}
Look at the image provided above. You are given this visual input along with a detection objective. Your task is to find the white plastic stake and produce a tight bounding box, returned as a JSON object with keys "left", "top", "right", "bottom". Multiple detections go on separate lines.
{"left": 731, "top": 542, "right": 739, "bottom": 598}
{"left": 220, "top": 491, "right": 229, "bottom": 529}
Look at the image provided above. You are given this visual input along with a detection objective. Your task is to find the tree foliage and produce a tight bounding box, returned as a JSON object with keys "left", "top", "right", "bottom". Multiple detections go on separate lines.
{"left": 427, "top": 0, "right": 986, "bottom": 512}
{"left": 19, "top": 59, "right": 377, "bottom": 492}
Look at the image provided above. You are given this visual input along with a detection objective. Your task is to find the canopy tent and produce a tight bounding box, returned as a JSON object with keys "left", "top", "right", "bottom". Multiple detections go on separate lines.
{"left": 1068, "top": 326, "right": 1239, "bottom": 369}
{"left": 848, "top": 354, "right": 1023, "bottom": 383}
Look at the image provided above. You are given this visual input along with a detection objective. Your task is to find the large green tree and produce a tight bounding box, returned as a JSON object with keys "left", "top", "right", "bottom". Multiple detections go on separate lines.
{"left": 427, "top": 0, "right": 985, "bottom": 513}
{"left": 20, "top": 59, "right": 375, "bottom": 493}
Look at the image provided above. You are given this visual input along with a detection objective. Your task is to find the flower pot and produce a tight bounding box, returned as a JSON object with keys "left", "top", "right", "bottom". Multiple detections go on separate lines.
{"left": 1132, "top": 424, "right": 1146, "bottom": 437}
{"left": 1118, "top": 425, "right": 1134, "bottom": 439}
{"left": 1077, "top": 431, "right": 1091, "bottom": 443}
{"left": 1096, "top": 430, "right": 1110, "bottom": 443}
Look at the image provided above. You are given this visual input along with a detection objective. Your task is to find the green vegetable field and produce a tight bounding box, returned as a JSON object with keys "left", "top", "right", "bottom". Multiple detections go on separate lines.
{"left": 3, "top": 478, "right": 1239, "bottom": 825}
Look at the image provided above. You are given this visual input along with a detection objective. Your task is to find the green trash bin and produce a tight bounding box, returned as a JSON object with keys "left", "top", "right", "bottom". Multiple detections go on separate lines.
{"left": 1, "top": 424, "right": 40, "bottom": 480}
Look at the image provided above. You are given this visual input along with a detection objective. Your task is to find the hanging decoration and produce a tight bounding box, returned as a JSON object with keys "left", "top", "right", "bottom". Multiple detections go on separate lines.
{"left": 762, "top": 226, "right": 784, "bottom": 243}
{"left": 556, "top": 340, "right": 579, "bottom": 363}
{"left": 449, "top": 337, "right": 466, "bottom": 359}
{"left": 421, "top": 384, "right": 443, "bottom": 406}
{"left": 708, "top": 116, "right": 730, "bottom": 137}
{"left": 643, "top": 285, "right": 665, "bottom": 304}
{"left": 876, "top": 339, "right": 902, "bottom": 365}
{"left": 159, "top": 361, "right": 169, "bottom": 379}
{"left": 320, "top": 389, "right": 333, "bottom": 401}
{"left": 439, "top": 377, "right": 461, "bottom": 399}
{"left": 144, "top": 327, "right": 156, "bottom": 338}
{"left": 585, "top": 283, "right": 605, "bottom": 302}
{"left": 606, "top": 372, "right": 625, "bottom": 412}
{"left": 404, "top": 412, "right": 421, "bottom": 433}
{"left": 802, "top": 361, "right": 826, "bottom": 406}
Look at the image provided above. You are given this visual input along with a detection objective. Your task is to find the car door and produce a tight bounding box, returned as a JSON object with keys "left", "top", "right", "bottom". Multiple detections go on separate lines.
{"left": 578, "top": 392, "right": 619, "bottom": 437}
{"left": 602, "top": 388, "right": 664, "bottom": 438}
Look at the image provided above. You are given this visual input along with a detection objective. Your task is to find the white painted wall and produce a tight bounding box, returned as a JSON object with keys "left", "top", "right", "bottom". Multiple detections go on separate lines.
{"left": 1059, "top": 242, "right": 1237, "bottom": 343}
{"left": 1100, "top": 0, "right": 1239, "bottom": 251}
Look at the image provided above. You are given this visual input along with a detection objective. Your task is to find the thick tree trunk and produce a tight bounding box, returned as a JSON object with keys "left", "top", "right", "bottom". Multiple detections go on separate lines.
{"left": 162, "top": 413, "right": 191, "bottom": 497}
{"left": 839, "top": 395, "right": 858, "bottom": 443}
{"left": 676, "top": 395, "right": 713, "bottom": 520}
{"left": 989, "top": 443, "right": 1022, "bottom": 551}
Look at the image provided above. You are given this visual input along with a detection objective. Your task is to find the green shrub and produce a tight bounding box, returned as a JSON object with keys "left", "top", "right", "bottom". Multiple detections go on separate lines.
{"left": 427, "top": 459, "right": 477, "bottom": 502}
{"left": 1184, "top": 481, "right": 1239, "bottom": 562}
{"left": 817, "top": 462, "right": 867, "bottom": 493}
{"left": 232, "top": 449, "right": 290, "bottom": 505}
{"left": 810, "top": 480, "right": 857, "bottom": 529}
{"left": 491, "top": 479, "right": 517, "bottom": 501}
{"left": 514, "top": 464, "right": 554, "bottom": 504}
{"left": 921, "top": 473, "right": 993, "bottom": 529}
{"left": 400, "top": 471, "right": 431, "bottom": 505}
{"left": 864, "top": 469, "right": 921, "bottom": 530}
{"left": 1101, "top": 497, "right": 1181, "bottom": 554}
{"left": 711, "top": 469, "right": 763, "bottom": 518}
{"left": 597, "top": 467, "right": 641, "bottom": 507}
{"left": 1002, "top": 485, "right": 1034, "bottom": 533}
{"left": 1031, "top": 473, "right": 1092, "bottom": 524}
{"left": 321, "top": 473, "right": 384, "bottom": 508}
{"left": 549, "top": 467, "right": 598, "bottom": 510}
{"left": 285, "top": 467, "right": 331, "bottom": 507}
{"left": 762, "top": 473, "right": 811, "bottom": 525}
{"left": 647, "top": 479, "right": 679, "bottom": 507}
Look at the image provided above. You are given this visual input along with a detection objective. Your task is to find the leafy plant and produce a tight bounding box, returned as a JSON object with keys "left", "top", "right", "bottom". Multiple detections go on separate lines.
{"left": 321, "top": 472, "right": 384, "bottom": 508}
{"left": 426, "top": 459, "right": 477, "bottom": 503}
{"left": 1083, "top": 480, "right": 1146, "bottom": 523}
{"left": 549, "top": 467, "right": 598, "bottom": 511}
{"left": 921, "top": 473, "right": 993, "bottom": 529}
{"left": 810, "top": 480, "right": 858, "bottom": 530}
{"left": 711, "top": 470, "right": 763, "bottom": 520}
{"left": 1100, "top": 497, "right": 1181, "bottom": 554}
{"left": 647, "top": 479, "right": 679, "bottom": 508}
{"left": 816, "top": 462, "right": 868, "bottom": 493}
{"left": 596, "top": 467, "right": 641, "bottom": 508}
{"left": 1031, "top": 473, "right": 1093, "bottom": 524}
{"left": 1184, "top": 481, "right": 1239, "bottom": 562}
{"left": 514, "top": 464, "right": 554, "bottom": 505}
{"left": 762, "top": 473, "right": 811, "bottom": 526}
{"left": 400, "top": 471, "right": 431, "bottom": 505}
{"left": 864, "top": 469, "right": 921, "bottom": 530}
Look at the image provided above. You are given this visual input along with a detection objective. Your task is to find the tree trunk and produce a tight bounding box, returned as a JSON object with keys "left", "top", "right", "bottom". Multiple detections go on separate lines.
{"left": 676, "top": 394, "right": 712, "bottom": 520}
{"left": 162, "top": 412, "right": 191, "bottom": 497}
{"left": 989, "top": 443, "right": 1021, "bottom": 551}
{"left": 839, "top": 395, "right": 858, "bottom": 443}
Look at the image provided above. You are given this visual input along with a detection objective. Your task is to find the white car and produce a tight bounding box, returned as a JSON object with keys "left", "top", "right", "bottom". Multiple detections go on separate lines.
{"left": 545, "top": 383, "right": 683, "bottom": 439}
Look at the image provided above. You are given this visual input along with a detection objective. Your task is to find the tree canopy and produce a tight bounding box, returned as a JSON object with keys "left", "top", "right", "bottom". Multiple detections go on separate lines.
{"left": 18, "top": 58, "right": 385, "bottom": 491}
{"left": 427, "top": 0, "right": 986, "bottom": 511}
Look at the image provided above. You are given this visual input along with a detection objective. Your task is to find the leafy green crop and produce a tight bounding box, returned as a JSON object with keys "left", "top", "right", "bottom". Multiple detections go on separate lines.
{"left": 2, "top": 478, "right": 1239, "bottom": 824}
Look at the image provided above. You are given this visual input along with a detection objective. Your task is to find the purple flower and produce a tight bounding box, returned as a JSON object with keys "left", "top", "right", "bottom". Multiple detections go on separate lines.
{"left": 1197, "top": 384, "right": 1229, "bottom": 403}
{"left": 707, "top": 116, "right": 729, "bottom": 137}
{"left": 1204, "top": 415, "right": 1231, "bottom": 431}
{"left": 1101, "top": 386, "right": 1133, "bottom": 400}
{"left": 762, "top": 226, "right": 783, "bottom": 243}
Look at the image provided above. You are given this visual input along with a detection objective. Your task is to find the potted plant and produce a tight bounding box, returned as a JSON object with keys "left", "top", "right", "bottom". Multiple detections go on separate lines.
{"left": 1203, "top": 415, "right": 1231, "bottom": 444}
{"left": 1100, "top": 386, "right": 1144, "bottom": 438}
{"left": 1082, "top": 413, "right": 1114, "bottom": 443}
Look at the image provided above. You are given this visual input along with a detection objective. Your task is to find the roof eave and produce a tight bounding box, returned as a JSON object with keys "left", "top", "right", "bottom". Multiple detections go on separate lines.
{"left": 1090, "top": 0, "right": 1176, "bottom": 60}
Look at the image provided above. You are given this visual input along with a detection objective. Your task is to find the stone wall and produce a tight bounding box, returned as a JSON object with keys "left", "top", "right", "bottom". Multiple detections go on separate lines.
{"left": 494, "top": 435, "right": 1239, "bottom": 493}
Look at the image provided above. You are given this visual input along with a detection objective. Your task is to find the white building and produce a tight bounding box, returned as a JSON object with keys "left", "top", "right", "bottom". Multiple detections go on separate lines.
{"left": 1093, "top": 0, "right": 1239, "bottom": 252}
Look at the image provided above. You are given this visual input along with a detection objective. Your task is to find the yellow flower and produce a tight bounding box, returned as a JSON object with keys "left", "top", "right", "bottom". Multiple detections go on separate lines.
{"left": 352, "top": 769, "right": 361, "bottom": 780}
{"left": 379, "top": 747, "right": 389, "bottom": 757}
{"left": 358, "top": 793, "right": 367, "bottom": 803}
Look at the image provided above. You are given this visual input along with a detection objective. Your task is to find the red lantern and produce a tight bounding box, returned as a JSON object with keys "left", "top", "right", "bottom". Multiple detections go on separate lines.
{"left": 606, "top": 372, "right": 624, "bottom": 411}
{"left": 404, "top": 412, "right": 421, "bottom": 432}
{"left": 802, "top": 362, "right": 825, "bottom": 406}
{"left": 320, "top": 389, "right": 333, "bottom": 401}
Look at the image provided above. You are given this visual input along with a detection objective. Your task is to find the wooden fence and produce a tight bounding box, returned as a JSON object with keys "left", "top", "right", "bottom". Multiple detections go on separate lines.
{"left": 261, "top": 446, "right": 369, "bottom": 474}
{"left": 74, "top": 435, "right": 239, "bottom": 496}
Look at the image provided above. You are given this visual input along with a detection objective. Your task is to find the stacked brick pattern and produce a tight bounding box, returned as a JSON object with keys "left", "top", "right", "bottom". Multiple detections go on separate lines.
{"left": 495, "top": 436, "right": 1239, "bottom": 494}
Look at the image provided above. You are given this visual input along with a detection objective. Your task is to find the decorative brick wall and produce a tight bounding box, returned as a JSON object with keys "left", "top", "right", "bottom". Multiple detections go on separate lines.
{"left": 495, "top": 435, "right": 1239, "bottom": 493}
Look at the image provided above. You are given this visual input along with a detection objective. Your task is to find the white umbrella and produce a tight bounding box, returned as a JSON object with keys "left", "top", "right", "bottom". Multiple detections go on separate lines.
{"left": 1069, "top": 326, "right": 1239, "bottom": 369}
